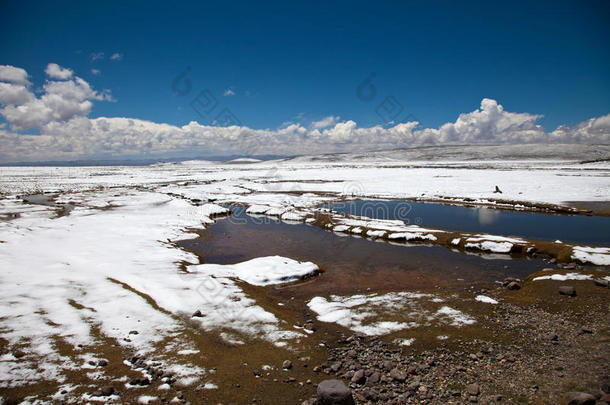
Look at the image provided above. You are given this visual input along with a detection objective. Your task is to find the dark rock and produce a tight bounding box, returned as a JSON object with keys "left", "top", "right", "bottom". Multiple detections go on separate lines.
{"left": 467, "top": 383, "right": 480, "bottom": 396}
{"left": 507, "top": 281, "right": 521, "bottom": 290}
{"left": 97, "top": 359, "right": 108, "bottom": 367}
{"left": 567, "top": 392, "right": 596, "bottom": 405}
{"left": 389, "top": 368, "right": 407, "bottom": 382}
{"left": 100, "top": 386, "right": 115, "bottom": 396}
{"left": 578, "top": 327, "right": 594, "bottom": 335}
{"left": 12, "top": 350, "right": 26, "bottom": 359}
{"left": 366, "top": 371, "right": 380, "bottom": 385}
{"left": 304, "top": 322, "right": 317, "bottom": 331}
{"left": 330, "top": 362, "right": 342, "bottom": 372}
{"left": 253, "top": 369, "right": 261, "bottom": 377}
{"left": 558, "top": 286, "right": 576, "bottom": 296}
{"left": 129, "top": 330, "right": 139, "bottom": 335}
{"left": 599, "top": 393, "right": 610, "bottom": 404}
{"left": 594, "top": 279, "right": 610, "bottom": 288}
{"left": 282, "top": 360, "right": 292, "bottom": 370}
{"left": 192, "top": 310, "right": 203, "bottom": 317}
{"left": 317, "top": 379, "right": 355, "bottom": 405}
{"left": 382, "top": 360, "right": 393, "bottom": 371}
{"left": 547, "top": 333, "right": 558, "bottom": 341}
{"left": 350, "top": 369, "right": 365, "bottom": 384}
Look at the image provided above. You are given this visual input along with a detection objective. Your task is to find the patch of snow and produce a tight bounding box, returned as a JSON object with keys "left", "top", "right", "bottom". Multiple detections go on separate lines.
{"left": 190, "top": 256, "right": 318, "bottom": 287}
{"left": 307, "top": 292, "right": 475, "bottom": 336}
{"left": 475, "top": 295, "right": 499, "bottom": 304}
{"left": 571, "top": 246, "right": 610, "bottom": 265}
{"left": 532, "top": 272, "right": 593, "bottom": 281}
{"left": 434, "top": 306, "right": 476, "bottom": 326}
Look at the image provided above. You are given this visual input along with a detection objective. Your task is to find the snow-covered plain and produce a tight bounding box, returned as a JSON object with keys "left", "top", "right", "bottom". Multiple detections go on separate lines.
{"left": 0, "top": 145, "right": 608, "bottom": 393}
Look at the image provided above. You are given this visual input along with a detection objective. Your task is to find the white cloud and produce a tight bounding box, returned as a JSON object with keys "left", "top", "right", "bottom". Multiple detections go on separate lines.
{"left": 91, "top": 69, "right": 101, "bottom": 76}
{"left": 45, "top": 63, "right": 73, "bottom": 80}
{"left": 90, "top": 52, "right": 104, "bottom": 61}
{"left": 0, "top": 64, "right": 114, "bottom": 131}
{"left": 312, "top": 115, "right": 340, "bottom": 129}
{"left": 224, "top": 88, "right": 235, "bottom": 96}
{"left": 0, "top": 65, "right": 30, "bottom": 85}
{"left": 0, "top": 64, "right": 608, "bottom": 162}
{"left": 110, "top": 53, "right": 123, "bottom": 61}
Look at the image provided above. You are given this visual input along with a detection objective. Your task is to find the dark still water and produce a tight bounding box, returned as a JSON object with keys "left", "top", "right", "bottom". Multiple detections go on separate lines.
{"left": 323, "top": 200, "right": 610, "bottom": 246}
{"left": 178, "top": 206, "right": 547, "bottom": 298}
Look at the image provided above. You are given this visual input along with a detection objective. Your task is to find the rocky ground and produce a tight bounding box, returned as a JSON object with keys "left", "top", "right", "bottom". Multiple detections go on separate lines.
{"left": 302, "top": 267, "right": 610, "bottom": 405}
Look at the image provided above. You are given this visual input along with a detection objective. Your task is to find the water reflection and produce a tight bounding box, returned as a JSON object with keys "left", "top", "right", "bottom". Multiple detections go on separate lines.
{"left": 324, "top": 200, "right": 610, "bottom": 246}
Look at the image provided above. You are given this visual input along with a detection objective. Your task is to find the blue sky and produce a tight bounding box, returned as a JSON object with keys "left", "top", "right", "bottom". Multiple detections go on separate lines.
{"left": 0, "top": 1, "right": 609, "bottom": 161}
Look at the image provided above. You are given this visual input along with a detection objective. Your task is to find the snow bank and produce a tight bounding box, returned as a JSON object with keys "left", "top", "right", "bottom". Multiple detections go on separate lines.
{"left": 571, "top": 246, "right": 610, "bottom": 266}
{"left": 532, "top": 272, "right": 593, "bottom": 281}
{"left": 190, "top": 256, "right": 319, "bottom": 286}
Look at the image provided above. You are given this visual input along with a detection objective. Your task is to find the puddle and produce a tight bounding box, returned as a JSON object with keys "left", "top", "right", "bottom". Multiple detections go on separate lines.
{"left": 22, "top": 193, "right": 74, "bottom": 216}
{"left": 323, "top": 199, "right": 610, "bottom": 246}
{"left": 178, "top": 206, "right": 547, "bottom": 300}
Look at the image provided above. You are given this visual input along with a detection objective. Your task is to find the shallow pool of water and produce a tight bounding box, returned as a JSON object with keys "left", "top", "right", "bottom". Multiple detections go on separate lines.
{"left": 179, "top": 207, "right": 548, "bottom": 300}
{"left": 323, "top": 199, "right": 610, "bottom": 246}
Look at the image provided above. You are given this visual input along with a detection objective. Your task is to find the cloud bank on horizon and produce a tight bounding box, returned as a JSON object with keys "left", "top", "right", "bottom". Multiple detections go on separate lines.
{"left": 0, "top": 63, "right": 609, "bottom": 162}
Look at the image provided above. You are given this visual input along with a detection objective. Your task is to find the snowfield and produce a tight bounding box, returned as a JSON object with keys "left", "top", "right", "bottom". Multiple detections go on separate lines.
{"left": 0, "top": 144, "right": 608, "bottom": 392}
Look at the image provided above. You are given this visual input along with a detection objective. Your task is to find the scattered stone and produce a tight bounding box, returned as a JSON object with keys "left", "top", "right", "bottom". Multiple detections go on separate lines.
{"left": 317, "top": 379, "right": 355, "bottom": 405}
{"left": 567, "top": 392, "right": 596, "bottom": 405}
{"left": 97, "top": 359, "right": 108, "bottom": 367}
{"left": 547, "top": 333, "right": 558, "bottom": 341}
{"left": 467, "top": 383, "right": 480, "bottom": 396}
{"left": 594, "top": 279, "right": 610, "bottom": 288}
{"left": 389, "top": 368, "right": 407, "bottom": 382}
{"left": 96, "top": 386, "right": 115, "bottom": 396}
{"left": 578, "top": 327, "right": 594, "bottom": 335}
{"left": 558, "top": 286, "right": 576, "bottom": 296}
{"left": 507, "top": 281, "right": 521, "bottom": 290}
{"left": 129, "top": 330, "right": 139, "bottom": 335}
{"left": 366, "top": 371, "right": 380, "bottom": 385}
{"left": 304, "top": 322, "right": 317, "bottom": 331}
{"left": 192, "top": 310, "right": 203, "bottom": 317}
{"left": 282, "top": 360, "right": 292, "bottom": 370}
{"left": 351, "top": 369, "right": 366, "bottom": 385}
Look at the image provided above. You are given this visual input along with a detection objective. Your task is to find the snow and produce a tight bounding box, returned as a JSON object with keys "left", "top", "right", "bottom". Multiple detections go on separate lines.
{"left": 434, "top": 306, "right": 476, "bottom": 326}
{"left": 189, "top": 256, "right": 319, "bottom": 286}
{"left": 0, "top": 157, "right": 607, "bottom": 394}
{"left": 475, "top": 295, "right": 499, "bottom": 304}
{"left": 366, "top": 230, "right": 386, "bottom": 238}
{"left": 138, "top": 396, "right": 159, "bottom": 404}
{"left": 307, "top": 292, "right": 476, "bottom": 336}
{"left": 532, "top": 272, "right": 594, "bottom": 282}
{"left": 571, "top": 246, "right": 610, "bottom": 265}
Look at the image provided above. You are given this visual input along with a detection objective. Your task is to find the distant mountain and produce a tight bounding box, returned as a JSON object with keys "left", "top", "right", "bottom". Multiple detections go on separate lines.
{"left": 279, "top": 144, "right": 610, "bottom": 164}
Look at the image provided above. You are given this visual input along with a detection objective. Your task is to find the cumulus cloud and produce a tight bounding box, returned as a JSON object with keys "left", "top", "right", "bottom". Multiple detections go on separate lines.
{"left": 91, "top": 69, "right": 101, "bottom": 75}
{"left": 0, "top": 65, "right": 30, "bottom": 85}
{"left": 0, "top": 64, "right": 608, "bottom": 163}
{"left": 0, "top": 64, "right": 114, "bottom": 131}
{"left": 224, "top": 88, "right": 235, "bottom": 96}
{"left": 45, "top": 63, "right": 73, "bottom": 80}
{"left": 312, "top": 115, "right": 340, "bottom": 129}
{"left": 110, "top": 53, "right": 123, "bottom": 61}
